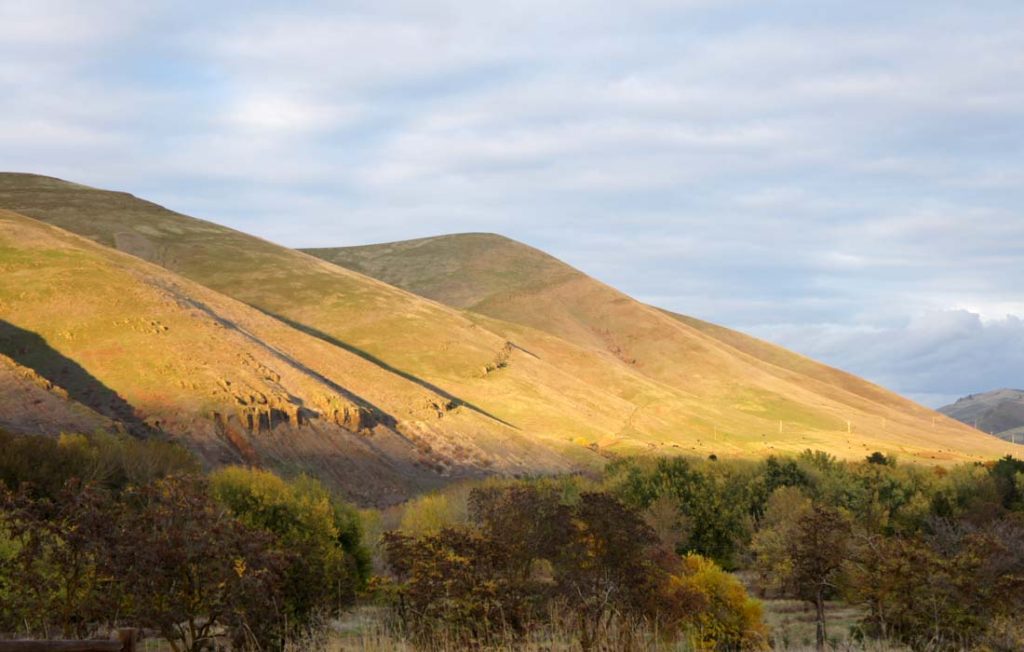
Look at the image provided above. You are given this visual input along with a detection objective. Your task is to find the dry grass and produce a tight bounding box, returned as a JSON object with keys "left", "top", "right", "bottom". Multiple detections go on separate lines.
{"left": 314, "top": 604, "right": 911, "bottom": 652}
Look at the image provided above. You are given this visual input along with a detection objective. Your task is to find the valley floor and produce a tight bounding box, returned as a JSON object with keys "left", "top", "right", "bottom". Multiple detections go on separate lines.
{"left": 325, "top": 599, "right": 908, "bottom": 651}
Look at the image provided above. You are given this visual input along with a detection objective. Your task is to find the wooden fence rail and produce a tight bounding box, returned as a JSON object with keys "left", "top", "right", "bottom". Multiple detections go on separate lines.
{"left": 0, "top": 629, "right": 137, "bottom": 652}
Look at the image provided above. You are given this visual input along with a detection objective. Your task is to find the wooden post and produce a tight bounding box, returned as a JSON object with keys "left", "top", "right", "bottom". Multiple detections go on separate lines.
{"left": 117, "top": 629, "right": 139, "bottom": 652}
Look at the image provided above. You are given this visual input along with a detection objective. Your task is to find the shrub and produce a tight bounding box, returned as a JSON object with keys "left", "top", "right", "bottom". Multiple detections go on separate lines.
{"left": 0, "top": 430, "right": 197, "bottom": 499}
{"left": 210, "top": 467, "right": 369, "bottom": 632}
{"left": 397, "top": 491, "right": 468, "bottom": 535}
{"left": 111, "top": 475, "right": 287, "bottom": 652}
{"left": 0, "top": 481, "right": 115, "bottom": 638}
{"left": 669, "top": 553, "right": 769, "bottom": 651}
{"left": 379, "top": 487, "right": 711, "bottom": 651}
{"left": 381, "top": 527, "right": 529, "bottom": 647}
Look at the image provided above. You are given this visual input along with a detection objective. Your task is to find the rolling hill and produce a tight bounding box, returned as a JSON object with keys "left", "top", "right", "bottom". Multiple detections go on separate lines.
{"left": 306, "top": 233, "right": 1019, "bottom": 461}
{"left": 939, "top": 389, "right": 1024, "bottom": 444}
{"left": 0, "top": 173, "right": 1017, "bottom": 504}
{"left": 0, "top": 208, "right": 574, "bottom": 503}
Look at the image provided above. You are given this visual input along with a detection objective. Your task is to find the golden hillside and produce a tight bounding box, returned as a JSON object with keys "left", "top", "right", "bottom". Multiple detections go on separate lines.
{"left": 0, "top": 174, "right": 1016, "bottom": 503}
{"left": 0, "top": 209, "right": 580, "bottom": 503}
{"left": 307, "top": 233, "right": 1019, "bottom": 462}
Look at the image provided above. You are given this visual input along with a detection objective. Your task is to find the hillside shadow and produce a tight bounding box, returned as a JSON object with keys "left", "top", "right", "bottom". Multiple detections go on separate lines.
{"left": 261, "top": 310, "right": 519, "bottom": 430}
{"left": 165, "top": 292, "right": 398, "bottom": 427}
{"left": 0, "top": 320, "right": 156, "bottom": 436}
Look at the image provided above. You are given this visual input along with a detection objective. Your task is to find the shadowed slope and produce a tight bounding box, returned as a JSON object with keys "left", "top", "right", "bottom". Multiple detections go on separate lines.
{"left": 0, "top": 350, "right": 113, "bottom": 436}
{"left": 0, "top": 320, "right": 154, "bottom": 435}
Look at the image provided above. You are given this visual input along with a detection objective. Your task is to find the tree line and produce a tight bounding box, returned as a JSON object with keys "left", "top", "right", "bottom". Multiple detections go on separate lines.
{"left": 375, "top": 483, "right": 767, "bottom": 650}
{"left": 371, "top": 450, "right": 1024, "bottom": 650}
{"left": 2, "top": 427, "right": 1023, "bottom": 651}
{"left": 604, "top": 451, "right": 1024, "bottom": 650}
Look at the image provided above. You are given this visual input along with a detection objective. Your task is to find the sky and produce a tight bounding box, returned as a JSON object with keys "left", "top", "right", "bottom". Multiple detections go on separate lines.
{"left": 2, "top": 0, "right": 1022, "bottom": 407}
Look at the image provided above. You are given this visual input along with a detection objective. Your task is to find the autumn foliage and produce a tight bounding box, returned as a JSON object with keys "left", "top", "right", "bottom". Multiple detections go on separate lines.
{"left": 0, "top": 431, "right": 367, "bottom": 651}
{"left": 378, "top": 485, "right": 769, "bottom": 650}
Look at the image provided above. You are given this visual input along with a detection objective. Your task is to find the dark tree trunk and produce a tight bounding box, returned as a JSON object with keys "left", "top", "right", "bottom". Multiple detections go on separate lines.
{"left": 815, "top": 589, "right": 827, "bottom": 651}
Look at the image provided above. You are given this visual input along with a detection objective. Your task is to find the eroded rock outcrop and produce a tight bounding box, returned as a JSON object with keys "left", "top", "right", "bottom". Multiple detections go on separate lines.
{"left": 210, "top": 374, "right": 387, "bottom": 441}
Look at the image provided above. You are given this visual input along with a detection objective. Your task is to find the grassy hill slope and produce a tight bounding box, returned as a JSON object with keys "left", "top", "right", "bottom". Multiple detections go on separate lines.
{"left": 0, "top": 174, "right": 656, "bottom": 471}
{"left": 0, "top": 174, "right": 1015, "bottom": 473}
{"left": 307, "top": 233, "right": 1019, "bottom": 462}
{"left": 0, "top": 209, "right": 586, "bottom": 503}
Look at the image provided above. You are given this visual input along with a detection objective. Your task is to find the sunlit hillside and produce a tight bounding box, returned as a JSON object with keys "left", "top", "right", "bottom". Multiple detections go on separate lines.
{"left": 0, "top": 174, "right": 1016, "bottom": 507}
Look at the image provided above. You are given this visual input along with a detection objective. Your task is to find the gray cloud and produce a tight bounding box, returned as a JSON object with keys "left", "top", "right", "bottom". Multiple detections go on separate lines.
{"left": 1, "top": 0, "right": 1022, "bottom": 404}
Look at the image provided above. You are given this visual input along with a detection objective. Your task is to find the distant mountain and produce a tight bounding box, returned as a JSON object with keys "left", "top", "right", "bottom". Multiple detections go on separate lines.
{"left": 0, "top": 173, "right": 1016, "bottom": 506}
{"left": 939, "top": 389, "right": 1024, "bottom": 444}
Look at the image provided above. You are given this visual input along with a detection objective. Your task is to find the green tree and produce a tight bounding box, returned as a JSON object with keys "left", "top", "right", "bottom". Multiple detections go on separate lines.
{"left": 749, "top": 486, "right": 812, "bottom": 596}
{"left": 866, "top": 451, "right": 892, "bottom": 466}
{"left": 989, "top": 456, "right": 1024, "bottom": 510}
{"left": 610, "top": 458, "right": 751, "bottom": 568}
{"left": 788, "top": 505, "right": 851, "bottom": 651}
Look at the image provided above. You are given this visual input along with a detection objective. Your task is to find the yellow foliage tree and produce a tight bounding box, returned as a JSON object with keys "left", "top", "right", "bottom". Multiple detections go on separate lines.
{"left": 669, "top": 553, "right": 770, "bottom": 651}
{"left": 398, "top": 491, "right": 469, "bottom": 535}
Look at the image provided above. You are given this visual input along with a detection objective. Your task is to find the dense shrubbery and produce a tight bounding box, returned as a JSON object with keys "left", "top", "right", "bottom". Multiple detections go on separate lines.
{"left": 4, "top": 426, "right": 1023, "bottom": 652}
{"left": 211, "top": 467, "right": 370, "bottom": 631}
{"left": 601, "top": 450, "right": 1024, "bottom": 651}
{"left": 0, "top": 431, "right": 368, "bottom": 651}
{"left": 377, "top": 483, "right": 769, "bottom": 650}
{"left": 0, "top": 429, "right": 199, "bottom": 498}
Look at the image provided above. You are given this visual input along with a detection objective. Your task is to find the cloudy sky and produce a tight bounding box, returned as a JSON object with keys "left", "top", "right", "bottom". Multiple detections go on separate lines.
{"left": 2, "top": 0, "right": 1022, "bottom": 406}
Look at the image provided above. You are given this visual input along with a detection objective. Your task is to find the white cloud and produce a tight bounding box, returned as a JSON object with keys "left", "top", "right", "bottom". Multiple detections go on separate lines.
{"left": 1, "top": 0, "right": 1023, "bottom": 403}
{"left": 755, "top": 311, "right": 1024, "bottom": 406}
{"left": 224, "top": 94, "right": 361, "bottom": 134}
